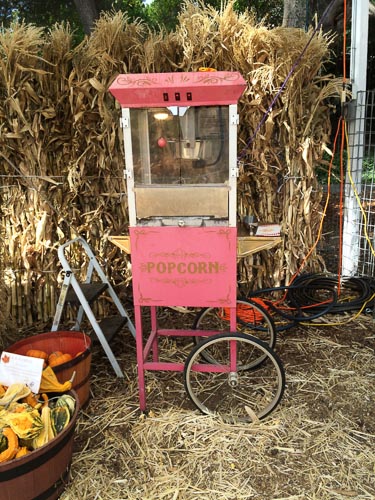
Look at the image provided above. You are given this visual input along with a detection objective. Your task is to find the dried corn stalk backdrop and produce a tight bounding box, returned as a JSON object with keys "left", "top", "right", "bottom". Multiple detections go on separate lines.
{"left": 0, "top": 2, "right": 340, "bottom": 328}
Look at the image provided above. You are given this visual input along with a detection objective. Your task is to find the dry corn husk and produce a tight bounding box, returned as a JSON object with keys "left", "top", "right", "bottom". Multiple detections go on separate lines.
{"left": 0, "top": 2, "right": 339, "bottom": 327}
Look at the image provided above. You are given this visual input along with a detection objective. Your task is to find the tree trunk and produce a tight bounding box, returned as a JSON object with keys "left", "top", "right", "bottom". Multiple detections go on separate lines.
{"left": 283, "top": 0, "right": 375, "bottom": 31}
{"left": 282, "top": 0, "right": 306, "bottom": 28}
{"left": 73, "top": 0, "right": 99, "bottom": 34}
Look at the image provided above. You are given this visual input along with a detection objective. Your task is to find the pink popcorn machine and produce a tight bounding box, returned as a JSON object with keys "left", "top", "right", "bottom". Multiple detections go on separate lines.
{"left": 108, "top": 71, "right": 285, "bottom": 422}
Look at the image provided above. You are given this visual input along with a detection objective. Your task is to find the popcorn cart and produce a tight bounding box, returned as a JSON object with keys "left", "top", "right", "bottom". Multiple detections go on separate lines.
{"left": 109, "top": 71, "right": 285, "bottom": 422}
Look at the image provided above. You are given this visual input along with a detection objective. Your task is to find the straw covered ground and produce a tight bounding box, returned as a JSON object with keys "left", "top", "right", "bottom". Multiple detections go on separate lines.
{"left": 14, "top": 309, "right": 370, "bottom": 500}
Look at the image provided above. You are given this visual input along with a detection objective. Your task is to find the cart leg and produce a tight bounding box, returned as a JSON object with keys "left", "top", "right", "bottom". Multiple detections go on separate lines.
{"left": 150, "top": 306, "right": 159, "bottom": 362}
{"left": 229, "top": 306, "right": 237, "bottom": 371}
{"left": 134, "top": 305, "right": 147, "bottom": 412}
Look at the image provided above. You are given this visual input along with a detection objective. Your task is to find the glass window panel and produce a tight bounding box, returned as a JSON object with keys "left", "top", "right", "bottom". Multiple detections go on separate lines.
{"left": 130, "top": 106, "right": 229, "bottom": 185}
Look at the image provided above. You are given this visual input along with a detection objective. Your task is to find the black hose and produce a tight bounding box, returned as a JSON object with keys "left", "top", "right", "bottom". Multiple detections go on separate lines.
{"left": 245, "top": 273, "right": 375, "bottom": 324}
{"left": 286, "top": 274, "right": 375, "bottom": 314}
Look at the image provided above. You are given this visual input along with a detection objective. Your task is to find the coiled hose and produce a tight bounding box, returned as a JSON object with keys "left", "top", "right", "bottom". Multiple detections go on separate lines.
{"left": 285, "top": 273, "right": 375, "bottom": 314}
{"left": 246, "top": 273, "right": 375, "bottom": 330}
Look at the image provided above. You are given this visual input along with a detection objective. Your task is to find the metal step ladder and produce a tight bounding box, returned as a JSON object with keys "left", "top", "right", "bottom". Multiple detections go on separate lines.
{"left": 51, "top": 237, "right": 135, "bottom": 377}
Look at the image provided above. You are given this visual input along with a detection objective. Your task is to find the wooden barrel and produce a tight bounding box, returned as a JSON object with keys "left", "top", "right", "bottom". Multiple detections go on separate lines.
{"left": 0, "top": 390, "right": 79, "bottom": 500}
{"left": 7, "top": 331, "right": 92, "bottom": 408}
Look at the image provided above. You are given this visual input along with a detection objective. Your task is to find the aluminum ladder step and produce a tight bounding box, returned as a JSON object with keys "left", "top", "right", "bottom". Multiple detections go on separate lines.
{"left": 91, "top": 315, "right": 129, "bottom": 344}
{"left": 65, "top": 282, "right": 108, "bottom": 306}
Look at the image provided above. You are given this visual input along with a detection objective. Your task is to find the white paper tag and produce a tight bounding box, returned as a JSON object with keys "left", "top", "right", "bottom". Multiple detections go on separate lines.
{"left": 0, "top": 352, "right": 44, "bottom": 393}
{"left": 255, "top": 224, "right": 281, "bottom": 237}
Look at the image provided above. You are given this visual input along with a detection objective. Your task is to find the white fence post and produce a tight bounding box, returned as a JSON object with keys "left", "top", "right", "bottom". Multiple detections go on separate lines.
{"left": 342, "top": 0, "right": 369, "bottom": 275}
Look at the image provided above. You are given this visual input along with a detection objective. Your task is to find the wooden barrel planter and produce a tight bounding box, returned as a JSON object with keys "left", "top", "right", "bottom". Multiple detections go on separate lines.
{"left": 0, "top": 390, "right": 79, "bottom": 500}
{"left": 7, "top": 331, "right": 92, "bottom": 408}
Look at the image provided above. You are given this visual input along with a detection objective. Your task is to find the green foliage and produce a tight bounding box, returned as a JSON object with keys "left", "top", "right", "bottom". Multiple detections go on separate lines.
{"left": 317, "top": 151, "right": 375, "bottom": 185}
{"left": 0, "top": 1, "right": 81, "bottom": 29}
{"left": 316, "top": 150, "right": 344, "bottom": 185}
{"left": 145, "top": 0, "right": 282, "bottom": 32}
{"left": 0, "top": 0, "right": 283, "bottom": 39}
{"left": 361, "top": 156, "right": 375, "bottom": 182}
{"left": 0, "top": 0, "right": 149, "bottom": 41}
{"left": 107, "top": 0, "right": 148, "bottom": 23}
{"left": 145, "top": 0, "right": 182, "bottom": 31}
{"left": 232, "top": 0, "right": 282, "bottom": 26}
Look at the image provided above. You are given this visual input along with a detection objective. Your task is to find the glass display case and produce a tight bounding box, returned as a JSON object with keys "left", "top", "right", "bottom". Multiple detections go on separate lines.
{"left": 109, "top": 71, "right": 246, "bottom": 229}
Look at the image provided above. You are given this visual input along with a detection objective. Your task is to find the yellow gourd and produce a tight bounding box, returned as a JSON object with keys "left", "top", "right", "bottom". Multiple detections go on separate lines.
{"left": 39, "top": 366, "right": 75, "bottom": 393}
{"left": 0, "top": 384, "right": 31, "bottom": 407}
{"left": 5, "top": 408, "right": 44, "bottom": 439}
{"left": 32, "top": 406, "right": 54, "bottom": 449}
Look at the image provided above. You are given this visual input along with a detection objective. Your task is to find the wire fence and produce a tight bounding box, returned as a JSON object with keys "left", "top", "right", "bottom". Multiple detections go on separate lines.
{"left": 318, "top": 90, "right": 375, "bottom": 278}
{"left": 358, "top": 90, "right": 375, "bottom": 276}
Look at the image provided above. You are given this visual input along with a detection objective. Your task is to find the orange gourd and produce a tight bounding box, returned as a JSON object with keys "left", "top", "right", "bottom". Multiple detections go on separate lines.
{"left": 48, "top": 353, "right": 72, "bottom": 368}
{"left": 15, "top": 446, "right": 29, "bottom": 458}
{"left": 47, "top": 351, "right": 63, "bottom": 365}
{"left": 0, "top": 427, "right": 19, "bottom": 463}
{"left": 25, "top": 349, "right": 48, "bottom": 361}
{"left": 21, "top": 393, "right": 40, "bottom": 408}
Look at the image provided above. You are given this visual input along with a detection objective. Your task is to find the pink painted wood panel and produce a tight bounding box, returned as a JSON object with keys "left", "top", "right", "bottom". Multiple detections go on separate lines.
{"left": 129, "top": 227, "right": 237, "bottom": 307}
{"left": 109, "top": 71, "right": 246, "bottom": 107}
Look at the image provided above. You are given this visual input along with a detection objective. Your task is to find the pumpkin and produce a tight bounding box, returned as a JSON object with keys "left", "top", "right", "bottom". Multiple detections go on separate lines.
{"left": 48, "top": 352, "right": 73, "bottom": 368}
{"left": 25, "top": 349, "right": 48, "bottom": 361}
{"left": 0, "top": 427, "right": 19, "bottom": 463}
{"left": 47, "top": 351, "right": 63, "bottom": 365}
{"left": 39, "top": 366, "right": 74, "bottom": 393}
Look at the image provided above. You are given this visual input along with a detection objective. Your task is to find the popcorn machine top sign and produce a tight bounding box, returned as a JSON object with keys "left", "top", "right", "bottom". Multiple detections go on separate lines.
{"left": 109, "top": 71, "right": 246, "bottom": 107}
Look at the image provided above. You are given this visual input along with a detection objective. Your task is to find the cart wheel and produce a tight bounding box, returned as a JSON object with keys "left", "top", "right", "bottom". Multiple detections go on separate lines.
{"left": 184, "top": 332, "right": 285, "bottom": 422}
{"left": 192, "top": 299, "right": 277, "bottom": 369}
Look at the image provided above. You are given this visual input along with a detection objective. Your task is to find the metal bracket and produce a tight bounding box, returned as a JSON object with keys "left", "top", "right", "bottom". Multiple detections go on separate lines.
{"left": 121, "top": 116, "right": 129, "bottom": 128}
{"left": 231, "top": 113, "right": 239, "bottom": 125}
{"left": 124, "top": 169, "right": 132, "bottom": 180}
{"left": 231, "top": 166, "right": 239, "bottom": 178}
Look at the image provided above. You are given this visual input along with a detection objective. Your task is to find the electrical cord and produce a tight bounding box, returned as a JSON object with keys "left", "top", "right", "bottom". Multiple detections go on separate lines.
{"left": 245, "top": 278, "right": 334, "bottom": 318}
{"left": 244, "top": 273, "right": 375, "bottom": 331}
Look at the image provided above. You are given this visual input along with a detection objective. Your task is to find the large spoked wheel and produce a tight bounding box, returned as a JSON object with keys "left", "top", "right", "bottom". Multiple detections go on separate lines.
{"left": 184, "top": 332, "right": 285, "bottom": 422}
{"left": 192, "top": 299, "right": 277, "bottom": 369}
